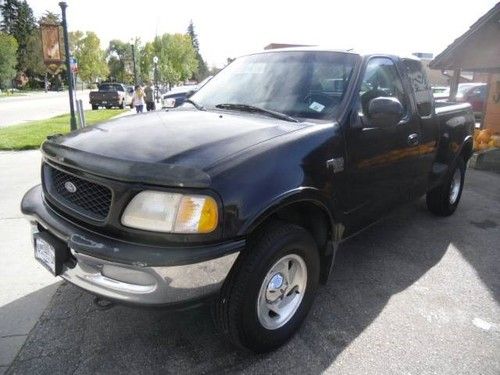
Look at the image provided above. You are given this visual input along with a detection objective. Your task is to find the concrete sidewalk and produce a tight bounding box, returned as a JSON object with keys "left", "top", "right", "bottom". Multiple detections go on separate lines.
{"left": 0, "top": 151, "right": 60, "bottom": 374}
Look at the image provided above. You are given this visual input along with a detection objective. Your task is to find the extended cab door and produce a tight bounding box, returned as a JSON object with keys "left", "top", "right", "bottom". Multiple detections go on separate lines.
{"left": 401, "top": 58, "right": 439, "bottom": 197}
{"left": 342, "top": 57, "right": 422, "bottom": 232}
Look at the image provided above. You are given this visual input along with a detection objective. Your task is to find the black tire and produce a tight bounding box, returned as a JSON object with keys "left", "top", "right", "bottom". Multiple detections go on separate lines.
{"left": 105, "top": 105, "right": 112, "bottom": 109}
{"left": 119, "top": 100, "right": 125, "bottom": 109}
{"left": 91, "top": 104, "right": 98, "bottom": 110}
{"left": 426, "top": 157, "right": 466, "bottom": 216}
{"left": 213, "top": 221, "right": 320, "bottom": 353}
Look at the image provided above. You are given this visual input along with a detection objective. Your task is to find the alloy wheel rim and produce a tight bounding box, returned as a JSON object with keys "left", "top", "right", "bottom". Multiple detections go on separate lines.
{"left": 256, "top": 254, "right": 307, "bottom": 330}
{"left": 449, "top": 169, "right": 461, "bottom": 204}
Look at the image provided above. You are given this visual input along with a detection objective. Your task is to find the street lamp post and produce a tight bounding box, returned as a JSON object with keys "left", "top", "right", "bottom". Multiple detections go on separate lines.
{"left": 59, "top": 2, "right": 77, "bottom": 131}
{"left": 153, "top": 55, "right": 159, "bottom": 103}
{"left": 130, "top": 40, "right": 138, "bottom": 86}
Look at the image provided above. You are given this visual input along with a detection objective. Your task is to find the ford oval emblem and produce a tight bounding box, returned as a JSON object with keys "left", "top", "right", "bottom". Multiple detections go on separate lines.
{"left": 64, "top": 181, "right": 77, "bottom": 193}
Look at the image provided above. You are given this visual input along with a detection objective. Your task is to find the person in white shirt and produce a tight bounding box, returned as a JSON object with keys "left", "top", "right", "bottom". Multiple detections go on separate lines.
{"left": 132, "top": 85, "right": 145, "bottom": 113}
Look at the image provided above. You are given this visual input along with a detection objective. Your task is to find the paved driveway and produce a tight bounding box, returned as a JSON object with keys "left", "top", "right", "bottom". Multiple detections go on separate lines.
{"left": 3, "top": 164, "right": 500, "bottom": 374}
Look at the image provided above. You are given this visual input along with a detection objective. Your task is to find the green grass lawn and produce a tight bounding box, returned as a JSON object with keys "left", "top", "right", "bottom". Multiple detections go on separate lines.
{"left": 0, "top": 109, "right": 128, "bottom": 151}
{"left": 0, "top": 92, "right": 26, "bottom": 98}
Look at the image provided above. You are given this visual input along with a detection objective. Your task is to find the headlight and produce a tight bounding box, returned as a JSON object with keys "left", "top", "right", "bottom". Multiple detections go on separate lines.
{"left": 121, "top": 191, "right": 218, "bottom": 233}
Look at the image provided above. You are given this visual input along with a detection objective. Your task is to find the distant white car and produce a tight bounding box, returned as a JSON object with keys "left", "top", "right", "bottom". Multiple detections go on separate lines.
{"left": 161, "top": 77, "right": 213, "bottom": 109}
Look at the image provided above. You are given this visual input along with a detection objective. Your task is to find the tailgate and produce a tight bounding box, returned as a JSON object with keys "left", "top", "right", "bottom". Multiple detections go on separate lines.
{"left": 90, "top": 92, "right": 119, "bottom": 101}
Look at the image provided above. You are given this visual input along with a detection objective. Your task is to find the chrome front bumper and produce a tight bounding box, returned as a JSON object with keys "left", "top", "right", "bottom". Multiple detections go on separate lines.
{"left": 61, "top": 249, "right": 239, "bottom": 305}
{"left": 22, "top": 185, "right": 243, "bottom": 306}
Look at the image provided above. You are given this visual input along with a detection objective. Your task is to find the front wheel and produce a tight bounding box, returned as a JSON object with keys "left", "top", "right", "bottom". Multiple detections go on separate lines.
{"left": 426, "top": 157, "right": 466, "bottom": 216}
{"left": 213, "top": 221, "right": 320, "bottom": 353}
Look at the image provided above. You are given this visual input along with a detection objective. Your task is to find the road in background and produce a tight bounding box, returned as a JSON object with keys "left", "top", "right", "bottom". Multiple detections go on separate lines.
{"left": 0, "top": 90, "right": 90, "bottom": 128}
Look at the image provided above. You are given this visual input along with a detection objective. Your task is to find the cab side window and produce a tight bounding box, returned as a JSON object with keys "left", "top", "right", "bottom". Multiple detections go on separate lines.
{"left": 359, "top": 58, "right": 407, "bottom": 116}
{"left": 403, "top": 59, "right": 433, "bottom": 117}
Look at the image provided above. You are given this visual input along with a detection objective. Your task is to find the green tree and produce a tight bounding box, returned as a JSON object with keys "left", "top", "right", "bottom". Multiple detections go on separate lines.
{"left": 1, "top": 0, "right": 35, "bottom": 76}
{"left": 38, "top": 10, "right": 59, "bottom": 24}
{"left": 139, "top": 41, "right": 154, "bottom": 83}
{"left": 187, "top": 20, "right": 208, "bottom": 81}
{"left": 12, "top": 0, "right": 35, "bottom": 72}
{"left": 146, "top": 33, "right": 198, "bottom": 86}
{"left": 24, "top": 30, "right": 45, "bottom": 77}
{"left": 69, "top": 31, "right": 108, "bottom": 83}
{"left": 106, "top": 39, "right": 134, "bottom": 83}
{"left": 0, "top": 0, "right": 19, "bottom": 34}
{"left": 0, "top": 31, "right": 18, "bottom": 88}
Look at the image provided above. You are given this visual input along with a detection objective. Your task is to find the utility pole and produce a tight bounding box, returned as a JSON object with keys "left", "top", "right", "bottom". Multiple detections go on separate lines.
{"left": 153, "top": 56, "right": 159, "bottom": 103}
{"left": 59, "top": 2, "right": 77, "bottom": 131}
{"left": 130, "top": 41, "right": 138, "bottom": 86}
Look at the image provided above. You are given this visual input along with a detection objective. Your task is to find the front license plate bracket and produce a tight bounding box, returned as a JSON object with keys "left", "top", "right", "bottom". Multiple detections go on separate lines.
{"left": 34, "top": 231, "right": 69, "bottom": 276}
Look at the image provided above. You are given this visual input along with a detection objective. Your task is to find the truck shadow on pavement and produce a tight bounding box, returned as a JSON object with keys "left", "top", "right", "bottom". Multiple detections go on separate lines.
{"left": 6, "top": 171, "right": 499, "bottom": 374}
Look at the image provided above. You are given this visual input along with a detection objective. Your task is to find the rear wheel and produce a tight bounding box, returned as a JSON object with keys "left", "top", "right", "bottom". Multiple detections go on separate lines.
{"left": 91, "top": 104, "right": 98, "bottom": 110}
{"left": 213, "top": 221, "right": 320, "bottom": 353}
{"left": 426, "top": 157, "right": 466, "bottom": 216}
{"left": 118, "top": 100, "right": 125, "bottom": 109}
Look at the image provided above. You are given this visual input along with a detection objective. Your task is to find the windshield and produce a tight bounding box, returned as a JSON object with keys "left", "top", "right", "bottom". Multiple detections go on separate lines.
{"left": 191, "top": 51, "right": 358, "bottom": 121}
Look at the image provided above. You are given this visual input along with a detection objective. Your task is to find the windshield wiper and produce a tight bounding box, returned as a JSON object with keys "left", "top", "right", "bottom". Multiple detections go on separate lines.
{"left": 185, "top": 99, "right": 205, "bottom": 111}
{"left": 215, "top": 103, "right": 298, "bottom": 123}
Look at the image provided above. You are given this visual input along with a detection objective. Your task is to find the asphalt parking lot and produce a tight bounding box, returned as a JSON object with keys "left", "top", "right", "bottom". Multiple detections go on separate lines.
{"left": 3, "top": 162, "right": 500, "bottom": 374}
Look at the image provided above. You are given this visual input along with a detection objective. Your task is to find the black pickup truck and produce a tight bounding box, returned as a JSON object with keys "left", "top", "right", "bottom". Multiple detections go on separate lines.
{"left": 22, "top": 48, "right": 474, "bottom": 353}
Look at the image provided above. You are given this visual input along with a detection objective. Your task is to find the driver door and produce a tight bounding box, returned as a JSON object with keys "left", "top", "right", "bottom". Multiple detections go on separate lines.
{"left": 342, "top": 57, "right": 421, "bottom": 232}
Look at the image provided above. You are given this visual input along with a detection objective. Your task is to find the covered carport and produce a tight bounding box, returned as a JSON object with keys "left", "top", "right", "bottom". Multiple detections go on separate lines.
{"left": 429, "top": 3, "right": 500, "bottom": 135}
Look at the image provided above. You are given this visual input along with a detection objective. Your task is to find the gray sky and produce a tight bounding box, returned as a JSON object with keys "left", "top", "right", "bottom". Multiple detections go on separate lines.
{"left": 30, "top": 0, "right": 497, "bottom": 67}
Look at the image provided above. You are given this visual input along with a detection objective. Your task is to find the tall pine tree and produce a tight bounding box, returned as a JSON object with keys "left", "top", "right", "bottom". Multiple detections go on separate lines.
{"left": 0, "top": 0, "right": 20, "bottom": 34}
{"left": 12, "top": 0, "right": 35, "bottom": 72}
{"left": 0, "top": 0, "right": 36, "bottom": 75}
{"left": 187, "top": 20, "right": 208, "bottom": 81}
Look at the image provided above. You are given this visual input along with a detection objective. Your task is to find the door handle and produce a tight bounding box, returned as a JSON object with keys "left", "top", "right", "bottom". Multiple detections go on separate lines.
{"left": 407, "top": 133, "right": 419, "bottom": 146}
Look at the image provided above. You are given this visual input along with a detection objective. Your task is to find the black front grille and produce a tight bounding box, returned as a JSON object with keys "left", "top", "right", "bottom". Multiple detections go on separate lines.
{"left": 44, "top": 165, "right": 112, "bottom": 221}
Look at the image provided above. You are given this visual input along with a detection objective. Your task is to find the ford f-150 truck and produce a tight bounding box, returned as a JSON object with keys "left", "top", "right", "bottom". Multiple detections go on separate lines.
{"left": 22, "top": 48, "right": 474, "bottom": 353}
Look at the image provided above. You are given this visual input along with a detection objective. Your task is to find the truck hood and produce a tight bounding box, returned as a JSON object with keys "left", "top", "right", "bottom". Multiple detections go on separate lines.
{"left": 42, "top": 109, "right": 307, "bottom": 188}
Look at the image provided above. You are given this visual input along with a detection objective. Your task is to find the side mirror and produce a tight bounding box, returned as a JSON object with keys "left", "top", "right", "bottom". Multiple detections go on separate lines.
{"left": 368, "top": 97, "right": 404, "bottom": 128}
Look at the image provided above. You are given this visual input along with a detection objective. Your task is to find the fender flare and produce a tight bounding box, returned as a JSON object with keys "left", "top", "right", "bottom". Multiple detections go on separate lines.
{"left": 238, "top": 187, "right": 344, "bottom": 284}
{"left": 239, "top": 187, "right": 343, "bottom": 242}
{"left": 456, "top": 134, "right": 474, "bottom": 162}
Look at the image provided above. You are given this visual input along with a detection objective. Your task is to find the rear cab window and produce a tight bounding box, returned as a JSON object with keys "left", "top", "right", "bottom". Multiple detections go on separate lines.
{"left": 402, "top": 59, "right": 433, "bottom": 117}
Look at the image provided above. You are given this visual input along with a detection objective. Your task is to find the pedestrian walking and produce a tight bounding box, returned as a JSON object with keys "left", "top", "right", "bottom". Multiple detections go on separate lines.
{"left": 132, "top": 85, "right": 145, "bottom": 113}
{"left": 144, "top": 82, "right": 156, "bottom": 111}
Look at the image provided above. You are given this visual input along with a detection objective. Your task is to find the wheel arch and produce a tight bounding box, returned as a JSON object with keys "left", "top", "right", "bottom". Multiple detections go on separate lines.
{"left": 239, "top": 189, "right": 344, "bottom": 284}
{"left": 458, "top": 135, "right": 474, "bottom": 162}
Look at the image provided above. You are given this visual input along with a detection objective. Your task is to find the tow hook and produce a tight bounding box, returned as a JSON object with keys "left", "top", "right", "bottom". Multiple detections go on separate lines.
{"left": 93, "top": 296, "right": 115, "bottom": 310}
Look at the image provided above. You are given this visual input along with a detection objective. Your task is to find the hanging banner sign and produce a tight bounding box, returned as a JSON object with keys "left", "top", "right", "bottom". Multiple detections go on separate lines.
{"left": 41, "top": 23, "right": 62, "bottom": 65}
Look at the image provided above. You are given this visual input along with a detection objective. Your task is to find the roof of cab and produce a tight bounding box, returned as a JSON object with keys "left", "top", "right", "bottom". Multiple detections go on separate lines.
{"left": 248, "top": 46, "right": 421, "bottom": 62}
